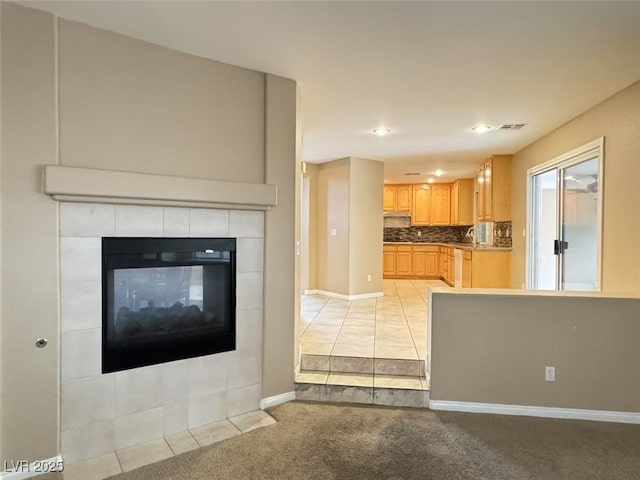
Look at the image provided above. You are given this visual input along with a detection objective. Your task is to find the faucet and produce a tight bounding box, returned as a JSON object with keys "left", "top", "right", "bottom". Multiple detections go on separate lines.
{"left": 465, "top": 226, "right": 477, "bottom": 245}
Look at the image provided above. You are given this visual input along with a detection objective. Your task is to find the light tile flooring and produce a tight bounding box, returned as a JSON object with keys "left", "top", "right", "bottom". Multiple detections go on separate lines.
{"left": 61, "top": 411, "right": 276, "bottom": 480}
{"left": 301, "top": 279, "right": 449, "bottom": 361}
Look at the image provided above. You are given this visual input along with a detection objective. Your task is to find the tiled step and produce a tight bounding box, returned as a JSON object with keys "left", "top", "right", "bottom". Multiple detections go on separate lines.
{"left": 295, "top": 371, "right": 429, "bottom": 408}
{"left": 301, "top": 353, "right": 425, "bottom": 377}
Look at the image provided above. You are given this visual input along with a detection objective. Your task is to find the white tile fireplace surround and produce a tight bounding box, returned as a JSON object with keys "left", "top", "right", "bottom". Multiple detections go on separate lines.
{"left": 59, "top": 203, "right": 264, "bottom": 464}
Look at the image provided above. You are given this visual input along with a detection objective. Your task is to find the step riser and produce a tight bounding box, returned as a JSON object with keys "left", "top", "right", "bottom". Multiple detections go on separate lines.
{"left": 301, "top": 354, "right": 425, "bottom": 376}
{"left": 296, "top": 383, "right": 429, "bottom": 408}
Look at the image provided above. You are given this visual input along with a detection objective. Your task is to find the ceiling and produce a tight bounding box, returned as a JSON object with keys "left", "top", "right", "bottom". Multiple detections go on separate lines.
{"left": 24, "top": 1, "right": 640, "bottom": 183}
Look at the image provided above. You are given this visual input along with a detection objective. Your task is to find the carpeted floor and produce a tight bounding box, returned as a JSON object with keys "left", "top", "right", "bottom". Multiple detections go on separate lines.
{"left": 58, "top": 401, "right": 640, "bottom": 480}
{"left": 107, "top": 401, "right": 639, "bottom": 480}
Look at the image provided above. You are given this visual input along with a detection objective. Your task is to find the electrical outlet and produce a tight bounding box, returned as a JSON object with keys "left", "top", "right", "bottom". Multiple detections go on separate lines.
{"left": 330, "top": 228, "right": 337, "bottom": 237}
{"left": 367, "top": 274, "right": 372, "bottom": 282}
{"left": 545, "top": 366, "right": 556, "bottom": 382}
{"left": 417, "top": 230, "right": 422, "bottom": 237}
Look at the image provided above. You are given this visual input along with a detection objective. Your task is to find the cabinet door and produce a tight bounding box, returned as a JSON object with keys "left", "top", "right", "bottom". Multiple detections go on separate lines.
{"left": 451, "top": 182, "right": 459, "bottom": 225}
{"left": 431, "top": 185, "right": 451, "bottom": 225}
{"left": 396, "top": 185, "right": 412, "bottom": 212}
{"left": 449, "top": 251, "right": 455, "bottom": 283}
{"left": 425, "top": 252, "right": 439, "bottom": 276}
{"left": 484, "top": 160, "right": 493, "bottom": 220}
{"left": 384, "top": 185, "right": 397, "bottom": 212}
{"left": 412, "top": 185, "right": 431, "bottom": 225}
{"left": 462, "top": 258, "right": 472, "bottom": 288}
{"left": 478, "top": 167, "right": 485, "bottom": 221}
{"left": 412, "top": 251, "right": 427, "bottom": 276}
{"left": 396, "top": 251, "right": 412, "bottom": 276}
{"left": 383, "top": 249, "right": 397, "bottom": 276}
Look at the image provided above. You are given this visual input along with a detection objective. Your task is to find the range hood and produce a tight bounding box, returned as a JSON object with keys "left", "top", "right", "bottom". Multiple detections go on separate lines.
{"left": 383, "top": 212, "right": 411, "bottom": 217}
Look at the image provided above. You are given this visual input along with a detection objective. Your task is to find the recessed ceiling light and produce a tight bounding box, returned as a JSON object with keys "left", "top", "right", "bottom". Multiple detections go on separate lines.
{"left": 434, "top": 169, "right": 444, "bottom": 177}
{"left": 472, "top": 125, "right": 493, "bottom": 133}
{"left": 372, "top": 127, "right": 391, "bottom": 137}
{"left": 427, "top": 178, "right": 435, "bottom": 184}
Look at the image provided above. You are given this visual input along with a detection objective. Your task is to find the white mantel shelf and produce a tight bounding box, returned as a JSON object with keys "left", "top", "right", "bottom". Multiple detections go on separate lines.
{"left": 44, "top": 165, "right": 278, "bottom": 210}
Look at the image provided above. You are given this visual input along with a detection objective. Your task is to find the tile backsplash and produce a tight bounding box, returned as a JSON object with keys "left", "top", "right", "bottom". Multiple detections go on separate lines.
{"left": 493, "top": 221, "right": 512, "bottom": 248}
{"left": 383, "top": 220, "right": 513, "bottom": 247}
{"left": 383, "top": 226, "right": 470, "bottom": 243}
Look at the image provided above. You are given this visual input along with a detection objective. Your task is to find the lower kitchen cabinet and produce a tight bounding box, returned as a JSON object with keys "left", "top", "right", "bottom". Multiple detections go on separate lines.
{"left": 383, "top": 244, "right": 510, "bottom": 288}
{"left": 468, "top": 250, "right": 510, "bottom": 288}
{"left": 383, "top": 246, "right": 397, "bottom": 276}
{"left": 412, "top": 246, "right": 438, "bottom": 277}
{"left": 396, "top": 247, "right": 413, "bottom": 276}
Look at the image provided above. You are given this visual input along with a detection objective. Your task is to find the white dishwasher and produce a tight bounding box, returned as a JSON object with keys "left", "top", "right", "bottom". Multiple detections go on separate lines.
{"left": 454, "top": 249, "right": 463, "bottom": 288}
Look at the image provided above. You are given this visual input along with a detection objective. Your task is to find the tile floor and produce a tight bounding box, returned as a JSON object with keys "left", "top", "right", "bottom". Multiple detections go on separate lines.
{"left": 301, "top": 279, "right": 448, "bottom": 360}
{"left": 61, "top": 410, "right": 276, "bottom": 480}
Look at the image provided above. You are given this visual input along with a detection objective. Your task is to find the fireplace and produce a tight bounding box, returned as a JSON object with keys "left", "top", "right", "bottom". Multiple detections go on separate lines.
{"left": 102, "top": 237, "right": 236, "bottom": 373}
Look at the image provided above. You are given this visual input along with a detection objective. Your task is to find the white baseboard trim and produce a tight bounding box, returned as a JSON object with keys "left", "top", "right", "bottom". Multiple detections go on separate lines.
{"left": 260, "top": 391, "right": 296, "bottom": 410}
{"left": 1, "top": 456, "right": 63, "bottom": 479}
{"left": 428, "top": 400, "right": 640, "bottom": 424}
{"left": 304, "top": 290, "right": 384, "bottom": 301}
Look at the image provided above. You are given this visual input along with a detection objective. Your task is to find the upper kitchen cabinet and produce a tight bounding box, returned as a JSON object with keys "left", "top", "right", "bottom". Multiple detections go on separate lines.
{"left": 430, "top": 184, "right": 451, "bottom": 225}
{"left": 411, "top": 184, "right": 431, "bottom": 225}
{"left": 451, "top": 179, "right": 474, "bottom": 225}
{"left": 477, "top": 155, "right": 512, "bottom": 221}
{"left": 412, "top": 183, "right": 451, "bottom": 226}
{"left": 383, "top": 185, "right": 397, "bottom": 212}
{"left": 384, "top": 184, "right": 412, "bottom": 212}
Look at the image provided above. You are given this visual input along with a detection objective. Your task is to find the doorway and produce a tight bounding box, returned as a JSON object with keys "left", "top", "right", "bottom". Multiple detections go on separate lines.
{"left": 527, "top": 138, "right": 603, "bottom": 291}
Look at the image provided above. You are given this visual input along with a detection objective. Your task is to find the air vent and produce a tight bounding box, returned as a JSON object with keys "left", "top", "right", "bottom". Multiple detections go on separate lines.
{"left": 497, "top": 124, "right": 526, "bottom": 131}
{"left": 404, "top": 172, "right": 420, "bottom": 176}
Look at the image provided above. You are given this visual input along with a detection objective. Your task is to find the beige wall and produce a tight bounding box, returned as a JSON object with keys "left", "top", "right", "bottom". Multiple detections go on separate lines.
{"left": 263, "top": 74, "right": 298, "bottom": 398}
{"left": 1, "top": 3, "right": 60, "bottom": 463}
{"left": 511, "top": 81, "right": 640, "bottom": 293}
{"left": 57, "top": 19, "right": 265, "bottom": 184}
{"left": 303, "top": 163, "right": 319, "bottom": 291}
{"left": 1, "top": 3, "right": 296, "bottom": 463}
{"left": 312, "top": 157, "right": 383, "bottom": 296}
{"left": 316, "top": 159, "right": 351, "bottom": 295}
{"left": 348, "top": 157, "right": 384, "bottom": 295}
{"left": 430, "top": 291, "right": 640, "bottom": 412}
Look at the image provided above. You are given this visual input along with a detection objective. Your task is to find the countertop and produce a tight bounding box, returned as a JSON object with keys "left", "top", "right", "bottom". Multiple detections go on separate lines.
{"left": 383, "top": 241, "right": 512, "bottom": 252}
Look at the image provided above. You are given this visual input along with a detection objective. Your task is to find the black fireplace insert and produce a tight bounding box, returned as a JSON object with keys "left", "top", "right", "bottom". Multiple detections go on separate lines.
{"left": 102, "top": 237, "right": 236, "bottom": 373}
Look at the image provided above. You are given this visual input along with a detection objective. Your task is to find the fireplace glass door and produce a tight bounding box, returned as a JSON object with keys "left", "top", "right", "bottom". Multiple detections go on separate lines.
{"left": 103, "top": 237, "right": 236, "bottom": 373}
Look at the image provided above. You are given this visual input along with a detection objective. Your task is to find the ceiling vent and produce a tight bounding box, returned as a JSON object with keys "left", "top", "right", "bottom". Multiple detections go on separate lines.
{"left": 404, "top": 172, "right": 420, "bottom": 176}
{"left": 497, "top": 123, "right": 526, "bottom": 131}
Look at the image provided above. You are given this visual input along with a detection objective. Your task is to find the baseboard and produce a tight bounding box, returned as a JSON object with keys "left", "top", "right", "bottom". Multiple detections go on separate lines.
{"left": 260, "top": 391, "right": 296, "bottom": 410}
{"left": 304, "top": 290, "right": 384, "bottom": 301}
{"left": 428, "top": 400, "right": 640, "bottom": 424}
{"left": 0, "top": 456, "right": 63, "bottom": 479}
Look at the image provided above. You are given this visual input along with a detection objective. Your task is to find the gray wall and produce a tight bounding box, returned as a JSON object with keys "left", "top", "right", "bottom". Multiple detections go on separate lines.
{"left": 430, "top": 291, "right": 640, "bottom": 412}
{"left": 0, "top": 3, "right": 297, "bottom": 463}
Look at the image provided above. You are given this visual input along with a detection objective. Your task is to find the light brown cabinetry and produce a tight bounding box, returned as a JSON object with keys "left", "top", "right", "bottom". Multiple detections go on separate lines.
{"left": 383, "top": 245, "right": 397, "bottom": 276}
{"left": 477, "top": 155, "right": 511, "bottom": 222}
{"left": 411, "top": 184, "right": 450, "bottom": 226}
{"left": 383, "top": 186, "right": 396, "bottom": 212}
{"left": 383, "top": 244, "right": 439, "bottom": 278}
{"left": 451, "top": 179, "right": 474, "bottom": 225}
{"left": 396, "top": 246, "right": 413, "bottom": 276}
{"left": 430, "top": 184, "right": 451, "bottom": 225}
{"left": 384, "top": 184, "right": 412, "bottom": 212}
{"left": 384, "top": 179, "right": 477, "bottom": 226}
{"left": 396, "top": 185, "right": 412, "bottom": 212}
{"left": 411, "top": 185, "right": 431, "bottom": 225}
{"left": 412, "top": 246, "right": 439, "bottom": 277}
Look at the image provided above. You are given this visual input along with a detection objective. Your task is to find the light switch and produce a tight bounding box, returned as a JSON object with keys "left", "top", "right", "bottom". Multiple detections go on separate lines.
{"left": 330, "top": 228, "right": 338, "bottom": 237}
